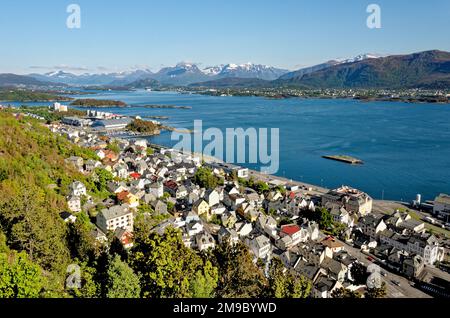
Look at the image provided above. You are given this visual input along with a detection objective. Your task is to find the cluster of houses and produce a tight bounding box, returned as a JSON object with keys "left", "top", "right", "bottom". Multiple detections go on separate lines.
{"left": 49, "top": 120, "right": 448, "bottom": 298}
{"left": 352, "top": 211, "right": 445, "bottom": 278}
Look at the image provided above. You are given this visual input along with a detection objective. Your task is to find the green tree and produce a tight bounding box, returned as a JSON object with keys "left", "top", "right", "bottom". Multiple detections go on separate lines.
{"left": 255, "top": 181, "right": 270, "bottom": 194}
{"left": 106, "top": 141, "right": 120, "bottom": 154}
{"left": 267, "top": 258, "right": 311, "bottom": 298}
{"left": 67, "top": 216, "right": 97, "bottom": 262}
{"left": 0, "top": 251, "right": 44, "bottom": 298}
{"left": 105, "top": 255, "right": 141, "bottom": 298}
{"left": 317, "top": 207, "right": 333, "bottom": 229}
{"left": 189, "top": 260, "right": 219, "bottom": 298}
{"left": 331, "top": 287, "right": 362, "bottom": 298}
{"left": 212, "top": 242, "right": 267, "bottom": 298}
{"left": 193, "top": 167, "right": 221, "bottom": 189}
{"left": 130, "top": 227, "right": 212, "bottom": 298}
{"left": 0, "top": 180, "right": 70, "bottom": 272}
{"left": 67, "top": 263, "right": 99, "bottom": 298}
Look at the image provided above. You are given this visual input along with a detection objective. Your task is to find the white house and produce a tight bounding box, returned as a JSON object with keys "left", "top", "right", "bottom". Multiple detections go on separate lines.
{"left": 67, "top": 196, "right": 81, "bottom": 212}
{"left": 205, "top": 189, "right": 220, "bottom": 207}
{"left": 248, "top": 235, "right": 271, "bottom": 259}
{"left": 96, "top": 205, "right": 133, "bottom": 234}
{"left": 69, "top": 181, "right": 87, "bottom": 197}
{"left": 148, "top": 182, "right": 164, "bottom": 198}
{"left": 196, "top": 232, "right": 216, "bottom": 251}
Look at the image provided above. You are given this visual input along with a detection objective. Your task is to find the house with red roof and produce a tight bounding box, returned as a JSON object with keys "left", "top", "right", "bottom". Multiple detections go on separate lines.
{"left": 280, "top": 224, "right": 302, "bottom": 245}
{"left": 129, "top": 172, "right": 141, "bottom": 180}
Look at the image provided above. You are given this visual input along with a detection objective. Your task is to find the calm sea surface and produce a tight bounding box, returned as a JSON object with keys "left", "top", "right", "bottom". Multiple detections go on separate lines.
{"left": 7, "top": 90, "right": 450, "bottom": 202}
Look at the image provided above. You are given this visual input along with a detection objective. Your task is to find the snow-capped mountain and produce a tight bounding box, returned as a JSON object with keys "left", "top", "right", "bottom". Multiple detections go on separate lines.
{"left": 202, "top": 63, "right": 288, "bottom": 81}
{"left": 202, "top": 65, "right": 224, "bottom": 76}
{"left": 278, "top": 53, "right": 383, "bottom": 81}
{"left": 334, "top": 53, "right": 383, "bottom": 64}
{"left": 150, "top": 63, "right": 210, "bottom": 85}
{"left": 29, "top": 69, "right": 154, "bottom": 86}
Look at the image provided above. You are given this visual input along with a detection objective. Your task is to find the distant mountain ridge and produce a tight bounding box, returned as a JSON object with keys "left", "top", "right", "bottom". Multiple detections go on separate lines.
{"left": 278, "top": 53, "right": 382, "bottom": 80}
{"left": 27, "top": 62, "right": 289, "bottom": 86}
{"left": 0, "top": 73, "right": 58, "bottom": 87}
{"left": 279, "top": 50, "right": 450, "bottom": 89}
{"left": 4, "top": 50, "right": 449, "bottom": 89}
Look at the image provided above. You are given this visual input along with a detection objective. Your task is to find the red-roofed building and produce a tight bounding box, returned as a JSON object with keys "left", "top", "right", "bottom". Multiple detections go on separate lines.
{"left": 117, "top": 191, "right": 139, "bottom": 208}
{"left": 280, "top": 224, "right": 302, "bottom": 245}
{"left": 129, "top": 172, "right": 141, "bottom": 180}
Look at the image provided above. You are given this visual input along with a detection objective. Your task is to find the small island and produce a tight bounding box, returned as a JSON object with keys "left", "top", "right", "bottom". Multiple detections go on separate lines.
{"left": 322, "top": 155, "right": 364, "bottom": 165}
{"left": 126, "top": 119, "right": 161, "bottom": 135}
{"left": 70, "top": 99, "right": 127, "bottom": 107}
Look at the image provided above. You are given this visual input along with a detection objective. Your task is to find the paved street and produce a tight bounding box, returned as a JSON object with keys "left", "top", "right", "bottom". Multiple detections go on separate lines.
{"left": 338, "top": 239, "right": 432, "bottom": 298}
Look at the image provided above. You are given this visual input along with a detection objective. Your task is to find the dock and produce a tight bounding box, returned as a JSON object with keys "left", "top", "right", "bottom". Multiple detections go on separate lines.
{"left": 322, "top": 155, "right": 364, "bottom": 165}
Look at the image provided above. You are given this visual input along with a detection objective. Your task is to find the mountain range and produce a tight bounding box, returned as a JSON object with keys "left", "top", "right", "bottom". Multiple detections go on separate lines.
{"left": 277, "top": 50, "right": 450, "bottom": 89}
{"left": 24, "top": 62, "right": 288, "bottom": 87}
{"left": 1, "top": 50, "right": 449, "bottom": 89}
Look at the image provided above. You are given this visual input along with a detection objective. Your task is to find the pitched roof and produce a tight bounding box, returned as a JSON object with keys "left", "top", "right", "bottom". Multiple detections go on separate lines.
{"left": 100, "top": 205, "right": 131, "bottom": 220}
{"left": 281, "top": 224, "right": 301, "bottom": 236}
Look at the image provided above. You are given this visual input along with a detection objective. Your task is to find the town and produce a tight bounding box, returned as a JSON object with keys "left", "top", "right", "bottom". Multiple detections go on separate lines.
{"left": 2, "top": 102, "right": 449, "bottom": 298}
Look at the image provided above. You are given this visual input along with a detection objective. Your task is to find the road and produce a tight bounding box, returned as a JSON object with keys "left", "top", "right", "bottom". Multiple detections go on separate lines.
{"left": 338, "top": 239, "right": 431, "bottom": 298}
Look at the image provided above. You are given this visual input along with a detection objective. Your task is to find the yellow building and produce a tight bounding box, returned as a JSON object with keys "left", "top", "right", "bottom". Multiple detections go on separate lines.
{"left": 193, "top": 199, "right": 211, "bottom": 219}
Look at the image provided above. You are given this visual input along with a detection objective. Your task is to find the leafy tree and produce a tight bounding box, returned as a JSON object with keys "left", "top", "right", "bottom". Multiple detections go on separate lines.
{"left": 89, "top": 168, "right": 114, "bottom": 196}
{"left": 212, "top": 242, "right": 267, "bottom": 298}
{"left": 105, "top": 255, "right": 140, "bottom": 298}
{"left": 146, "top": 148, "right": 154, "bottom": 156}
{"left": 167, "top": 201, "right": 175, "bottom": 213}
{"left": 67, "top": 216, "right": 98, "bottom": 262}
{"left": 0, "top": 230, "right": 8, "bottom": 253}
{"left": 316, "top": 207, "right": 333, "bottom": 229}
{"left": 189, "top": 260, "right": 219, "bottom": 298}
{"left": 365, "top": 282, "right": 387, "bottom": 298}
{"left": 67, "top": 263, "right": 99, "bottom": 298}
{"left": 267, "top": 258, "right": 311, "bottom": 298}
{"left": 130, "top": 227, "right": 213, "bottom": 298}
{"left": 193, "top": 167, "right": 221, "bottom": 189}
{"left": 350, "top": 262, "right": 369, "bottom": 285}
{"left": 0, "top": 251, "right": 44, "bottom": 298}
{"left": 0, "top": 180, "right": 70, "bottom": 272}
{"left": 255, "top": 181, "right": 270, "bottom": 194}
{"left": 331, "top": 287, "right": 362, "bottom": 298}
{"left": 106, "top": 141, "right": 120, "bottom": 154}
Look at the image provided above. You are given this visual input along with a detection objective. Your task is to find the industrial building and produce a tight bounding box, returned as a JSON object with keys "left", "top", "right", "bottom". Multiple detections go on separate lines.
{"left": 92, "top": 118, "right": 133, "bottom": 131}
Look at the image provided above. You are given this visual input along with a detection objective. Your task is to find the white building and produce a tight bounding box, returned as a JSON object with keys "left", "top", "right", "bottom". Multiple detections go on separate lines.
{"left": 67, "top": 196, "right": 81, "bottom": 212}
{"left": 322, "top": 186, "right": 373, "bottom": 216}
{"left": 51, "top": 102, "right": 68, "bottom": 112}
{"left": 248, "top": 235, "right": 271, "bottom": 259}
{"left": 148, "top": 182, "right": 164, "bottom": 198}
{"left": 69, "top": 181, "right": 87, "bottom": 197}
{"left": 433, "top": 194, "right": 450, "bottom": 222}
{"left": 96, "top": 205, "right": 133, "bottom": 234}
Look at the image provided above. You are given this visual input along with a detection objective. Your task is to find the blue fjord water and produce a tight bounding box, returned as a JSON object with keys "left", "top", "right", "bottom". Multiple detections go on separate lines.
{"left": 9, "top": 90, "right": 450, "bottom": 201}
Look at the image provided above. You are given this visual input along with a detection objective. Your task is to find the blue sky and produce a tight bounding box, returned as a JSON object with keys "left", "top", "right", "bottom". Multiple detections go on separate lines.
{"left": 1, "top": 0, "right": 449, "bottom": 74}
